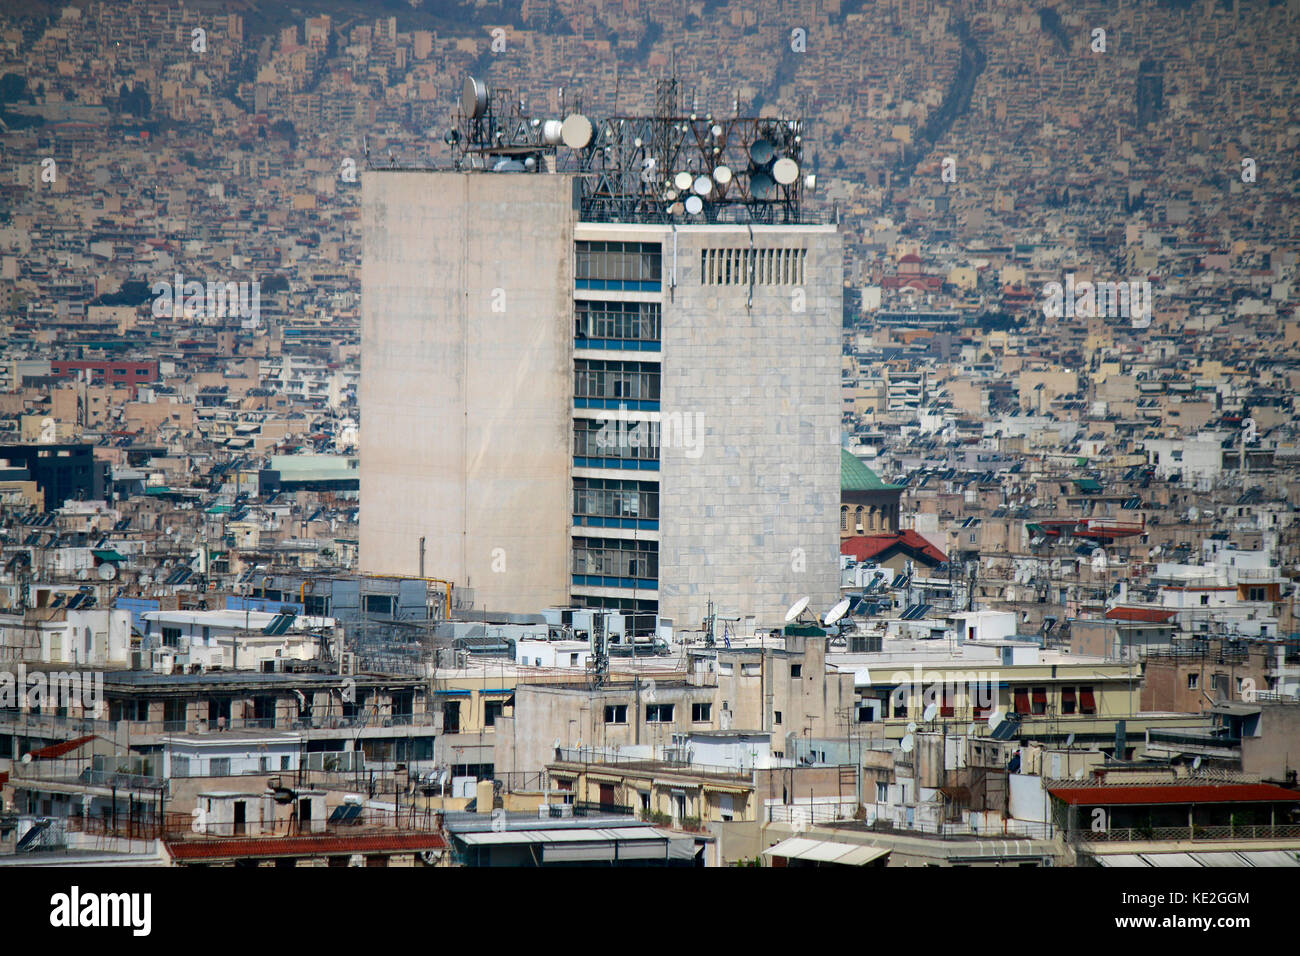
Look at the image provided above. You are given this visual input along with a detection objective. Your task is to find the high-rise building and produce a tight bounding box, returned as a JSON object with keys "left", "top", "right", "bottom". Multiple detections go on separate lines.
{"left": 361, "top": 94, "right": 842, "bottom": 632}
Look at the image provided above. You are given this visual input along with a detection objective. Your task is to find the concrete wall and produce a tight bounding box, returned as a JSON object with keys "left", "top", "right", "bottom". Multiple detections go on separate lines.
{"left": 655, "top": 224, "right": 842, "bottom": 629}
{"left": 361, "top": 171, "right": 576, "bottom": 611}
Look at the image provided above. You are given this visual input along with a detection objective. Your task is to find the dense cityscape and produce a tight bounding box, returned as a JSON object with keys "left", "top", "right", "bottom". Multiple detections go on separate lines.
{"left": 0, "top": 0, "right": 1296, "bottom": 915}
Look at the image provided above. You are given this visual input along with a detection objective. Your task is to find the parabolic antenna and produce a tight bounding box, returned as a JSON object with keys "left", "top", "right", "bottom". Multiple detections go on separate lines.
{"left": 923, "top": 702, "right": 938, "bottom": 723}
{"left": 772, "top": 157, "right": 799, "bottom": 185}
{"left": 1065, "top": 733, "right": 1076, "bottom": 748}
{"left": 674, "top": 171, "right": 694, "bottom": 191}
{"left": 784, "top": 596, "right": 810, "bottom": 623}
{"left": 97, "top": 563, "right": 117, "bottom": 581}
{"left": 900, "top": 734, "right": 914, "bottom": 753}
{"left": 684, "top": 195, "right": 703, "bottom": 215}
{"left": 749, "top": 139, "right": 775, "bottom": 164}
{"left": 692, "top": 175, "right": 713, "bottom": 196}
{"left": 906, "top": 721, "right": 917, "bottom": 734}
{"left": 560, "top": 114, "right": 593, "bottom": 149}
{"left": 713, "top": 164, "right": 733, "bottom": 185}
{"left": 1192, "top": 755, "right": 1202, "bottom": 770}
{"left": 824, "top": 597, "right": 851, "bottom": 626}
{"left": 541, "top": 119, "right": 563, "bottom": 145}
{"left": 462, "top": 76, "right": 487, "bottom": 118}
{"left": 986, "top": 707, "right": 1003, "bottom": 729}
{"left": 750, "top": 173, "right": 776, "bottom": 200}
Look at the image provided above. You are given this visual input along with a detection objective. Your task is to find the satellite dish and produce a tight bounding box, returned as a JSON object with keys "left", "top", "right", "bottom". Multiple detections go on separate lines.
{"left": 824, "top": 597, "right": 851, "bottom": 626}
{"left": 750, "top": 173, "right": 776, "bottom": 200}
{"left": 784, "top": 596, "right": 810, "bottom": 623}
{"left": 966, "top": 723, "right": 976, "bottom": 736}
{"left": 560, "top": 114, "right": 593, "bottom": 149}
{"left": 1188, "top": 506, "right": 1200, "bottom": 522}
{"left": 906, "top": 721, "right": 917, "bottom": 734}
{"left": 1065, "top": 733, "right": 1075, "bottom": 748}
{"left": 710, "top": 124, "right": 723, "bottom": 138}
{"left": 684, "top": 195, "right": 703, "bottom": 215}
{"left": 541, "top": 119, "right": 563, "bottom": 145}
{"left": 713, "top": 164, "right": 733, "bottom": 185}
{"left": 462, "top": 76, "right": 487, "bottom": 118}
{"left": 986, "top": 708, "right": 1003, "bottom": 729}
{"left": 692, "top": 175, "right": 713, "bottom": 196}
{"left": 1192, "top": 755, "right": 1202, "bottom": 770}
{"left": 674, "top": 171, "right": 693, "bottom": 191}
{"left": 1029, "top": 497, "right": 1039, "bottom": 508}
{"left": 21, "top": 752, "right": 32, "bottom": 764}
{"left": 749, "top": 139, "right": 774, "bottom": 164}
{"left": 804, "top": 173, "right": 816, "bottom": 190}
{"left": 772, "top": 157, "right": 799, "bottom": 185}
{"left": 900, "top": 734, "right": 914, "bottom": 753}
{"left": 923, "top": 702, "right": 938, "bottom": 723}
{"left": 97, "top": 563, "right": 117, "bottom": 581}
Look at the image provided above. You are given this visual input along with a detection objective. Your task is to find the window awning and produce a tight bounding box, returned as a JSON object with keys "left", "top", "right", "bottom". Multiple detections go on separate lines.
{"left": 762, "top": 838, "right": 890, "bottom": 866}
{"left": 92, "top": 549, "right": 126, "bottom": 562}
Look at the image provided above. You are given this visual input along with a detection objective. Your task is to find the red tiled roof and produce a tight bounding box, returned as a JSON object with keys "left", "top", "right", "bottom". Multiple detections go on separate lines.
{"left": 165, "top": 831, "right": 446, "bottom": 861}
{"left": 842, "top": 531, "right": 946, "bottom": 565}
{"left": 1048, "top": 783, "right": 1300, "bottom": 807}
{"left": 1104, "top": 606, "right": 1177, "bottom": 624}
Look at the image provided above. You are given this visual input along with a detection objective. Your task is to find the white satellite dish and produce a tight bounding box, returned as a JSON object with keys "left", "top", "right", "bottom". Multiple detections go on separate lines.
{"left": 674, "top": 171, "right": 693, "bottom": 191}
{"left": 461, "top": 76, "right": 487, "bottom": 118}
{"left": 784, "top": 596, "right": 810, "bottom": 623}
{"left": 986, "top": 708, "right": 1003, "bottom": 729}
{"left": 710, "top": 124, "right": 723, "bottom": 138}
{"left": 1065, "top": 733, "right": 1075, "bottom": 748}
{"left": 560, "top": 114, "right": 593, "bottom": 149}
{"left": 906, "top": 721, "right": 917, "bottom": 734}
{"left": 684, "top": 195, "right": 703, "bottom": 215}
{"left": 900, "top": 734, "right": 914, "bottom": 753}
{"left": 824, "top": 597, "right": 851, "bottom": 626}
{"left": 772, "top": 157, "right": 799, "bottom": 185}
{"left": 692, "top": 175, "right": 713, "bottom": 196}
{"left": 1030, "top": 497, "right": 1039, "bottom": 508}
{"left": 541, "top": 119, "right": 563, "bottom": 145}
{"left": 1188, "top": 506, "right": 1200, "bottom": 522}
{"left": 97, "top": 563, "right": 117, "bottom": 581}
{"left": 713, "top": 164, "right": 732, "bottom": 185}
{"left": 923, "top": 702, "right": 938, "bottom": 723}
{"left": 804, "top": 173, "right": 816, "bottom": 190}
{"left": 1192, "top": 755, "right": 1202, "bottom": 770}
